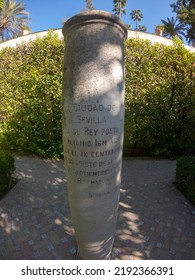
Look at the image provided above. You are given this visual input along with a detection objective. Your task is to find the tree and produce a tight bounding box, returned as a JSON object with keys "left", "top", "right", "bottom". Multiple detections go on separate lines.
{"left": 155, "top": 25, "right": 164, "bottom": 36}
{"left": 171, "top": 0, "right": 192, "bottom": 13}
{"left": 137, "top": 25, "right": 147, "bottom": 32}
{"left": 161, "top": 17, "right": 186, "bottom": 39}
{"left": 0, "top": 0, "right": 30, "bottom": 41}
{"left": 126, "top": 23, "right": 131, "bottom": 29}
{"left": 130, "top": 9, "right": 143, "bottom": 30}
{"left": 85, "top": 0, "right": 95, "bottom": 11}
{"left": 0, "top": 0, "right": 4, "bottom": 10}
{"left": 113, "top": 0, "right": 127, "bottom": 18}
{"left": 171, "top": 0, "right": 195, "bottom": 45}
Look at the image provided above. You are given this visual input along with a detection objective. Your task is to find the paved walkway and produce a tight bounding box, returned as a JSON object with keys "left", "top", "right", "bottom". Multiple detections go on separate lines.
{"left": 0, "top": 156, "right": 195, "bottom": 260}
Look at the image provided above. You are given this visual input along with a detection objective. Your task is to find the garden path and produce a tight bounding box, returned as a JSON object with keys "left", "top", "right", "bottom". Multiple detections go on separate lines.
{"left": 0, "top": 156, "right": 195, "bottom": 260}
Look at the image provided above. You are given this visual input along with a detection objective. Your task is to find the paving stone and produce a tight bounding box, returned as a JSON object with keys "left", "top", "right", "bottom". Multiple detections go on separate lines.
{"left": 0, "top": 156, "right": 195, "bottom": 260}
{"left": 188, "top": 232, "right": 194, "bottom": 237}
{"left": 144, "top": 236, "right": 150, "bottom": 242}
{"left": 70, "top": 247, "right": 76, "bottom": 255}
{"left": 47, "top": 244, "right": 54, "bottom": 251}
{"left": 35, "top": 223, "right": 42, "bottom": 229}
{"left": 169, "top": 248, "right": 175, "bottom": 255}
{"left": 166, "top": 223, "right": 172, "bottom": 228}
{"left": 21, "top": 243, "right": 33, "bottom": 258}
{"left": 186, "top": 242, "right": 192, "bottom": 248}
{"left": 33, "top": 252, "right": 42, "bottom": 259}
{"left": 28, "top": 240, "right": 34, "bottom": 246}
{"left": 0, "top": 238, "right": 5, "bottom": 245}
{"left": 41, "top": 233, "right": 48, "bottom": 239}
{"left": 156, "top": 242, "right": 163, "bottom": 248}
{"left": 32, "top": 239, "right": 50, "bottom": 251}
{"left": 160, "top": 232, "right": 168, "bottom": 238}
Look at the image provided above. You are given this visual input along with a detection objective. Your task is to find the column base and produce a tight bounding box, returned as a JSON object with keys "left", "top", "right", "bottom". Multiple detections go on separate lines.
{"left": 74, "top": 247, "right": 114, "bottom": 260}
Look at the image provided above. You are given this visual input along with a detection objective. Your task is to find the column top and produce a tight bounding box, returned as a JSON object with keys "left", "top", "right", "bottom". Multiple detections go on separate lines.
{"left": 62, "top": 10, "right": 127, "bottom": 39}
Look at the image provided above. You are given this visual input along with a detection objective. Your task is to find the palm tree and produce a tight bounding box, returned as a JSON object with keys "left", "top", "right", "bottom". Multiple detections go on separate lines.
{"left": 113, "top": 0, "right": 127, "bottom": 18}
{"left": 0, "top": 0, "right": 30, "bottom": 41}
{"left": 177, "top": 3, "right": 195, "bottom": 45}
{"left": 130, "top": 9, "right": 143, "bottom": 30}
{"left": 161, "top": 17, "right": 186, "bottom": 40}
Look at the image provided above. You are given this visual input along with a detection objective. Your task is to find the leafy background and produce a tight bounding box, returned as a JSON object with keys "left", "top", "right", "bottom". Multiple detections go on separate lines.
{"left": 0, "top": 32, "right": 194, "bottom": 158}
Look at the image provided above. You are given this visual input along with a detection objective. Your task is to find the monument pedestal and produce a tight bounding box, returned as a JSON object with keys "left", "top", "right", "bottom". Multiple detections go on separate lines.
{"left": 62, "top": 10, "right": 127, "bottom": 260}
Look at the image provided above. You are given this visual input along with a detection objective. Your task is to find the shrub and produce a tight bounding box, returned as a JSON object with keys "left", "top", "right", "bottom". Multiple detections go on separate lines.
{"left": 0, "top": 32, "right": 194, "bottom": 158}
{"left": 0, "top": 31, "right": 64, "bottom": 158}
{"left": 125, "top": 38, "right": 195, "bottom": 157}
{"left": 176, "top": 157, "right": 195, "bottom": 205}
{"left": 0, "top": 150, "right": 15, "bottom": 198}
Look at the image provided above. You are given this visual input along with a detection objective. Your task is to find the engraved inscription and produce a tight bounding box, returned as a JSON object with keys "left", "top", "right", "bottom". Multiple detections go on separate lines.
{"left": 63, "top": 101, "right": 123, "bottom": 192}
{"left": 77, "top": 115, "right": 106, "bottom": 124}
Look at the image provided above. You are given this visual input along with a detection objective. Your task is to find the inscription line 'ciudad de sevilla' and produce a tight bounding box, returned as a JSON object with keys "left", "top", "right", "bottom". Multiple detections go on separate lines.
{"left": 62, "top": 10, "right": 127, "bottom": 260}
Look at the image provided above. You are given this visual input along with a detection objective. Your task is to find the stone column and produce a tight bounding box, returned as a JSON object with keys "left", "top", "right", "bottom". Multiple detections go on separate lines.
{"left": 62, "top": 10, "right": 127, "bottom": 260}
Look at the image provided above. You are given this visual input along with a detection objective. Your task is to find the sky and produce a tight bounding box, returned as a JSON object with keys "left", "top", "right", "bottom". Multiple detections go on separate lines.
{"left": 24, "top": 0, "right": 175, "bottom": 34}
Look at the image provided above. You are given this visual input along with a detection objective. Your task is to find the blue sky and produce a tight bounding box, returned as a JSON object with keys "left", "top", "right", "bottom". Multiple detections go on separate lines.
{"left": 24, "top": 0, "right": 174, "bottom": 34}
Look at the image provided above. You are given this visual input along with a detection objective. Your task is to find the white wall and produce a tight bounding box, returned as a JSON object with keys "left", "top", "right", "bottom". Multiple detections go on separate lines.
{"left": 128, "top": 30, "right": 195, "bottom": 53}
{"left": 0, "top": 28, "right": 194, "bottom": 53}
{"left": 0, "top": 29, "right": 63, "bottom": 50}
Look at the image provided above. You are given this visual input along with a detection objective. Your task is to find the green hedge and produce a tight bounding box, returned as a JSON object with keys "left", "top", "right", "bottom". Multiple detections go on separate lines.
{"left": 0, "top": 31, "right": 64, "bottom": 158}
{"left": 0, "top": 150, "right": 15, "bottom": 198}
{"left": 0, "top": 32, "right": 194, "bottom": 158}
{"left": 125, "top": 38, "right": 195, "bottom": 156}
{"left": 176, "top": 157, "right": 195, "bottom": 206}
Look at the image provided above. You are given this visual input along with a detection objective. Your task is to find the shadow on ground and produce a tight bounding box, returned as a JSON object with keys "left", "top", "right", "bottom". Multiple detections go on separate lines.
{"left": 0, "top": 157, "right": 76, "bottom": 259}
{"left": 114, "top": 158, "right": 195, "bottom": 260}
{"left": 0, "top": 156, "right": 195, "bottom": 259}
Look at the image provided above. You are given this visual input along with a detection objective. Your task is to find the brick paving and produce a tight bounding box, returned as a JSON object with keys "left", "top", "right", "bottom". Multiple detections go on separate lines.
{"left": 0, "top": 156, "right": 195, "bottom": 260}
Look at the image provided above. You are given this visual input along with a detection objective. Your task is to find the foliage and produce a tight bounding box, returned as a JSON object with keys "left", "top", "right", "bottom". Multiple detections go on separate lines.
{"left": 0, "top": 31, "right": 64, "bottom": 158}
{"left": 0, "top": 0, "right": 30, "bottom": 41}
{"left": 161, "top": 16, "right": 186, "bottom": 40}
{"left": 0, "top": 0, "right": 3, "bottom": 10}
{"left": 0, "top": 150, "right": 15, "bottom": 198}
{"left": 0, "top": 33, "right": 194, "bottom": 158}
{"left": 137, "top": 25, "right": 147, "bottom": 32}
{"left": 176, "top": 157, "right": 195, "bottom": 205}
{"left": 130, "top": 9, "right": 144, "bottom": 30}
{"left": 84, "top": 0, "right": 95, "bottom": 11}
{"left": 113, "top": 0, "right": 127, "bottom": 18}
{"left": 124, "top": 38, "right": 195, "bottom": 157}
{"left": 171, "top": 0, "right": 195, "bottom": 45}
{"left": 155, "top": 25, "right": 164, "bottom": 36}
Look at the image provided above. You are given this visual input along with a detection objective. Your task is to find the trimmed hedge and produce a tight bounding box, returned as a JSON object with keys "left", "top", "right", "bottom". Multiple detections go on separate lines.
{"left": 0, "top": 31, "right": 64, "bottom": 158}
{"left": 125, "top": 38, "right": 195, "bottom": 156}
{"left": 0, "top": 32, "right": 194, "bottom": 158}
{"left": 176, "top": 157, "right": 195, "bottom": 206}
{"left": 0, "top": 150, "right": 15, "bottom": 198}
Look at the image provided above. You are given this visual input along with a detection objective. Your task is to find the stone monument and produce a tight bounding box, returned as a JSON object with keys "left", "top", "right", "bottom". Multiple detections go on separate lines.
{"left": 62, "top": 10, "right": 127, "bottom": 260}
